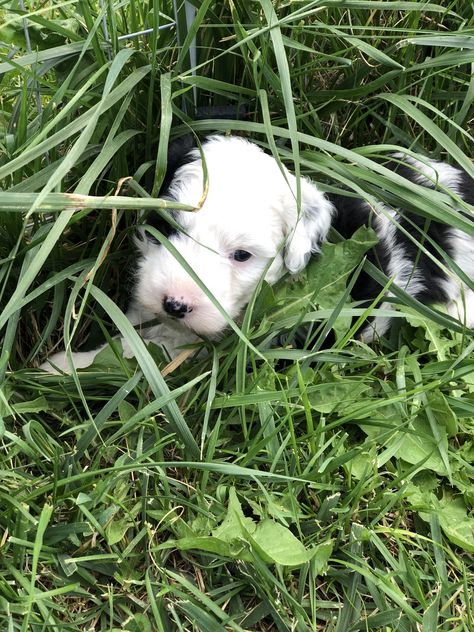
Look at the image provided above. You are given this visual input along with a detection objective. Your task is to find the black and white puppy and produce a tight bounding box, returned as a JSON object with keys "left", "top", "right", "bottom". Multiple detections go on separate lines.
{"left": 42, "top": 136, "right": 474, "bottom": 371}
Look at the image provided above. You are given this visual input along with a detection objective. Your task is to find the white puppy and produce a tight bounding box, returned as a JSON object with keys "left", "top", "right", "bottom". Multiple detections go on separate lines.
{"left": 41, "top": 136, "right": 473, "bottom": 372}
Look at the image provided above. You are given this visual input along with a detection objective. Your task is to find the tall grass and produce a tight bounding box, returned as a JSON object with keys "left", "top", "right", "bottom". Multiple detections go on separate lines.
{"left": 1, "top": 1, "right": 474, "bottom": 630}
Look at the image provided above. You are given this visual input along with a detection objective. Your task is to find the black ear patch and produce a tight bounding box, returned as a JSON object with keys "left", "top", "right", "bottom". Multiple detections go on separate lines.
{"left": 144, "top": 135, "right": 198, "bottom": 243}
{"left": 158, "top": 135, "right": 197, "bottom": 197}
{"left": 144, "top": 210, "right": 178, "bottom": 241}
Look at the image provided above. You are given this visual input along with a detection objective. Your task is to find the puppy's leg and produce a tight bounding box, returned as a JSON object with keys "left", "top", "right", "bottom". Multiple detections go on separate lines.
{"left": 358, "top": 302, "right": 392, "bottom": 343}
{"left": 360, "top": 287, "right": 474, "bottom": 344}
{"left": 40, "top": 306, "right": 149, "bottom": 373}
{"left": 40, "top": 322, "right": 200, "bottom": 373}
{"left": 40, "top": 346, "right": 106, "bottom": 373}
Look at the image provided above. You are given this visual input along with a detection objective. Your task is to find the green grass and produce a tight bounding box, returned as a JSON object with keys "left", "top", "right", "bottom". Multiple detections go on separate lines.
{"left": 1, "top": 1, "right": 474, "bottom": 630}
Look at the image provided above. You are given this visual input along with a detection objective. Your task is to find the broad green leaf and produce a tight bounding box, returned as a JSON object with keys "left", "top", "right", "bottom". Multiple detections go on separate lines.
{"left": 309, "top": 381, "right": 372, "bottom": 414}
{"left": 250, "top": 520, "right": 330, "bottom": 567}
{"left": 407, "top": 488, "right": 474, "bottom": 553}
{"left": 105, "top": 518, "right": 132, "bottom": 546}
{"left": 438, "top": 495, "right": 474, "bottom": 553}
{"left": 175, "top": 536, "right": 235, "bottom": 559}
{"left": 406, "top": 308, "right": 457, "bottom": 361}
{"left": 13, "top": 396, "right": 49, "bottom": 415}
{"left": 212, "top": 487, "right": 256, "bottom": 541}
{"left": 269, "top": 226, "right": 378, "bottom": 331}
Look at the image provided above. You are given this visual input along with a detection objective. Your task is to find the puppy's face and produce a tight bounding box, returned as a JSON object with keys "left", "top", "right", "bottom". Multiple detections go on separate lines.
{"left": 134, "top": 137, "right": 333, "bottom": 338}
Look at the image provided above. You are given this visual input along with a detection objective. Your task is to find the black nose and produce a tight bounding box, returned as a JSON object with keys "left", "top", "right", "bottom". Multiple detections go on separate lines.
{"left": 162, "top": 296, "right": 191, "bottom": 319}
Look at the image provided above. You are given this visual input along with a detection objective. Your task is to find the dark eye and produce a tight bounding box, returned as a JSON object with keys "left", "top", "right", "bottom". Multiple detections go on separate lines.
{"left": 232, "top": 250, "right": 252, "bottom": 262}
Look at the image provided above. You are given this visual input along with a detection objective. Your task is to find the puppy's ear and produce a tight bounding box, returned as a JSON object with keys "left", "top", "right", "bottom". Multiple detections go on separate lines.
{"left": 159, "top": 135, "right": 197, "bottom": 196}
{"left": 138, "top": 135, "right": 197, "bottom": 249}
{"left": 282, "top": 176, "right": 334, "bottom": 274}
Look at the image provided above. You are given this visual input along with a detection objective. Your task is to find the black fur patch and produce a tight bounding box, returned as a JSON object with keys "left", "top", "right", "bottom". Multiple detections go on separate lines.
{"left": 456, "top": 169, "right": 474, "bottom": 206}
{"left": 144, "top": 135, "right": 198, "bottom": 243}
{"left": 144, "top": 210, "right": 179, "bottom": 241}
{"left": 328, "top": 158, "right": 474, "bottom": 306}
{"left": 384, "top": 158, "right": 454, "bottom": 304}
{"left": 158, "top": 135, "right": 197, "bottom": 196}
{"left": 328, "top": 191, "right": 390, "bottom": 303}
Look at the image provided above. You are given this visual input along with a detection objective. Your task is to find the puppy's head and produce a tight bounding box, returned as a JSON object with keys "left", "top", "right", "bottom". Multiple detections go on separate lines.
{"left": 134, "top": 136, "right": 333, "bottom": 338}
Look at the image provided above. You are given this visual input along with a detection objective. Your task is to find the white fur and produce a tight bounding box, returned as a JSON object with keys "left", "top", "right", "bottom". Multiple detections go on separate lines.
{"left": 43, "top": 349, "right": 102, "bottom": 372}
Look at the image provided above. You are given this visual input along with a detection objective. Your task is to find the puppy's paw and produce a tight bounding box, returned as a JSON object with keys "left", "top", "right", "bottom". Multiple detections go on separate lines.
{"left": 40, "top": 349, "right": 99, "bottom": 373}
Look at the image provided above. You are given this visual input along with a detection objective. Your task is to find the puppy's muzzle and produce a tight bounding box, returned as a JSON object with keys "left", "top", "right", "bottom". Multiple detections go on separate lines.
{"left": 163, "top": 296, "right": 193, "bottom": 319}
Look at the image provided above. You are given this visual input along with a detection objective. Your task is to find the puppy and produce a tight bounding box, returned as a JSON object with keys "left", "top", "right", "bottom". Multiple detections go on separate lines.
{"left": 41, "top": 136, "right": 474, "bottom": 372}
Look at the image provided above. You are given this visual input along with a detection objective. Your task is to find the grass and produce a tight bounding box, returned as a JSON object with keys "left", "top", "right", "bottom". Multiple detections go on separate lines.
{"left": 1, "top": 0, "right": 474, "bottom": 630}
